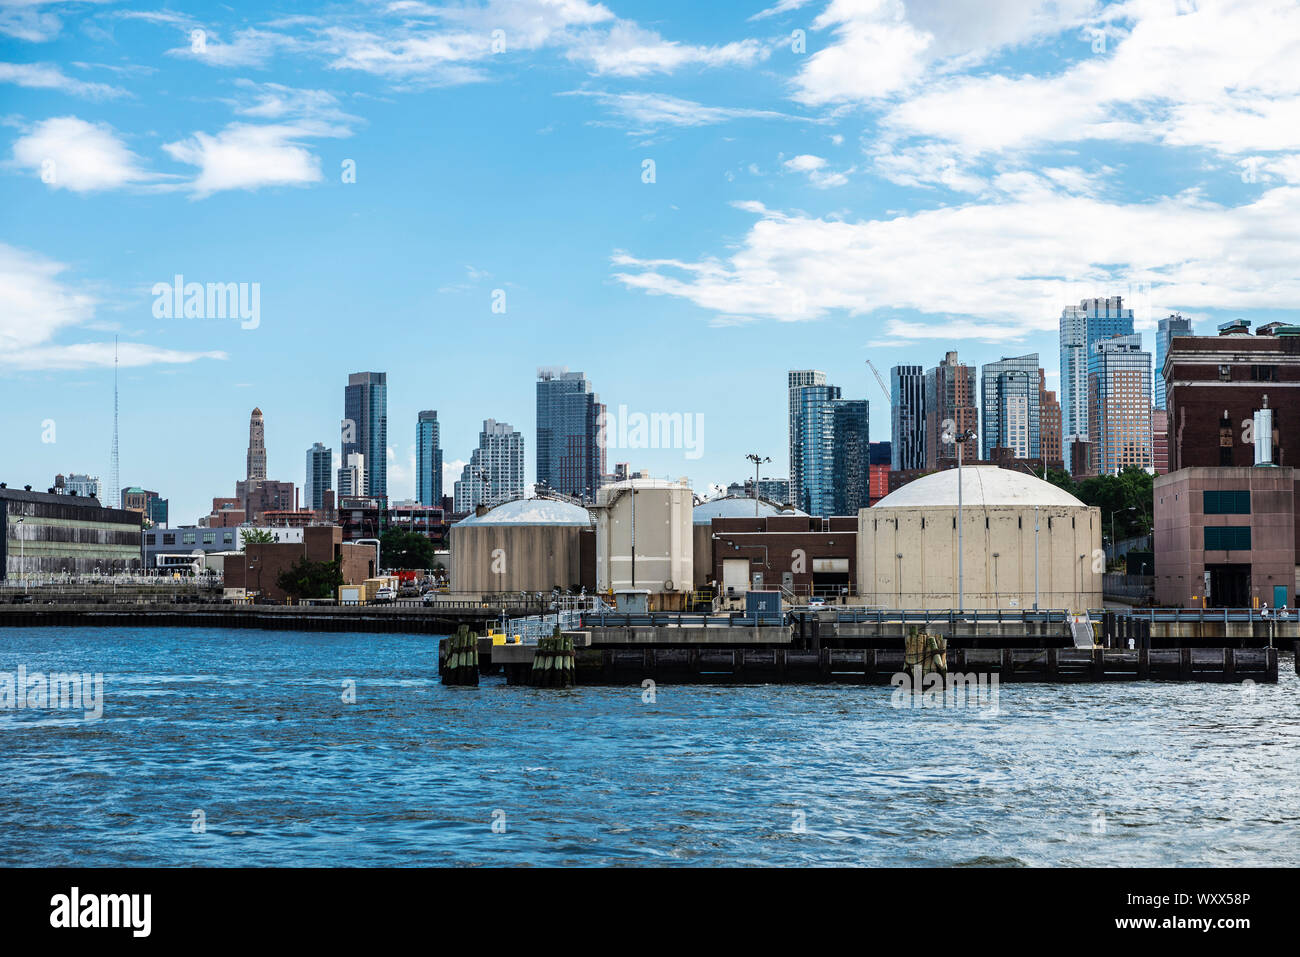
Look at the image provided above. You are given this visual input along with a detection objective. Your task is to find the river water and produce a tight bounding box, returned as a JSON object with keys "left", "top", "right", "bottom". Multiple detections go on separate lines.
{"left": 1, "top": 627, "right": 1297, "bottom": 866}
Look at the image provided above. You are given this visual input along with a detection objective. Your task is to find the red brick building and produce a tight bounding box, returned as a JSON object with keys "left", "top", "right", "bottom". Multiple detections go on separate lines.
{"left": 224, "top": 526, "right": 376, "bottom": 601}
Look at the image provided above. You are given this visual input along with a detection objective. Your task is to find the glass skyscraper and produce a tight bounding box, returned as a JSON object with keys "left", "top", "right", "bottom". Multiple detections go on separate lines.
{"left": 889, "top": 365, "right": 926, "bottom": 471}
{"left": 1088, "top": 334, "right": 1152, "bottom": 475}
{"left": 1059, "top": 297, "right": 1133, "bottom": 472}
{"left": 1155, "top": 313, "right": 1193, "bottom": 410}
{"left": 787, "top": 369, "right": 826, "bottom": 509}
{"left": 343, "top": 372, "right": 387, "bottom": 498}
{"left": 980, "top": 353, "right": 1041, "bottom": 460}
{"left": 416, "top": 410, "right": 442, "bottom": 507}
{"left": 536, "top": 368, "right": 605, "bottom": 500}
{"left": 304, "top": 442, "right": 332, "bottom": 511}
{"left": 792, "top": 383, "right": 869, "bottom": 516}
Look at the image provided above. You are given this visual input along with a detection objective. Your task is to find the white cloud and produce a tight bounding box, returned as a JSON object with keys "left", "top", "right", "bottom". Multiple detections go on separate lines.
{"left": 162, "top": 123, "right": 326, "bottom": 197}
{"left": 0, "top": 243, "right": 225, "bottom": 370}
{"left": 564, "top": 90, "right": 799, "bottom": 133}
{"left": 783, "top": 153, "right": 851, "bottom": 188}
{"left": 567, "top": 22, "right": 768, "bottom": 76}
{"left": 0, "top": 61, "right": 125, "bottom": 98}
{"left": 10, "top": 115, "right": 153, "bottom": 191}
{"left": 166, "top": 27, "right": 301, "bottom": 68}
{"left": 790, "top": 0, "right": 1097, "bottom": 106}
{"left": 611, "top": 186, "right": 1300, "bottom": 340}
{"left": 878, "top": 0, "right": 1300, "bottom": 160}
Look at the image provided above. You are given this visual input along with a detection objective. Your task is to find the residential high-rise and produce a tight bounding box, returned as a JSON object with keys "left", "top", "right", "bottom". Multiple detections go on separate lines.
{"left": 868, "top": 441, "right": 891, "bottom": 506}
{"left": 337, "top": 452, "right": 366, "bottom": 498}
{"left": 1088, "top": 334, "right": 1152, "bottom": 475}
{"left": 889, "top": 365, "right": 926, "bottom": 471}
{"left": 1155, "top": 313, "right": 1193, "bottom": 410}
{"left": 791, "top": 383, "right": 870, "bottom": 516}
{"left": 980, "top": 354, "right": 1040, "bottom": 460}
{"left": 536, "top": 368, "right": 605, "bottom": 500}
{"left": 246, "top": 407, "right": 267, "bottom": 481}
{"left": 787, "top": 370, "right": 826, "bottom": 509}
{"left": 343, "top": 372, "right": 388, "bottom": 498}
{"left": 304, "top": 443, "right": 332, "bottom": 511}
{"left": 1038, "top": 369, "right": 1063, "bottom": 471}
{"left": 416, "top": 411, "right": 442, "bottom": 507}
{"left": 1060, "top": 297, "right": 1134, "bottom": 472}
{"left": 831, "top": 399, "right": 870, "bottom": 516}
{"left": 923, "top": 351, "right": 978, "bottom": 469}
{"left": 453, "top": 419, "right": 525, "bottom": 512}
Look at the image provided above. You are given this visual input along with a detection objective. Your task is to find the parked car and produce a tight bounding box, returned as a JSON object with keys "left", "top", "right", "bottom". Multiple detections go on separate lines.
{"left": 807, "top": 596, "right": 826, "bottom": 608}
{"left": 373, "top": 586, "right": 396, "bottom": 604}
{"left": 10, "top": 594, "right": 33, "bottom": 604}
{"left": 420, "top": 591, "right": 439, "bottom": 605}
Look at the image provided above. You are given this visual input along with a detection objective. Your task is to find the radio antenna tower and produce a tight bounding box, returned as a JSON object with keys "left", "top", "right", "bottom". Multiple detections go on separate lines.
{"left": 109, "top": 336, "right": 120, "bottom": 508}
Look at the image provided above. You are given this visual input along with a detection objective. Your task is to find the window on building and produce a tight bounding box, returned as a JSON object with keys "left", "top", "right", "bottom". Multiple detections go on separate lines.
{"left": 203, "top": 532, "right": 215, "bottom": 545}
{"left": 182, "top": 533, "right": 195, "bottom": 545}
{"left": 1203, "top": 490, "right": 1251, "bottom": 514}
{"left": 163, "top": 534, "right": 175, "bottom": 545}
{"left": 1204, "top": 526, "right": 1251, "bottom": 550}
{"left": 1219, "top": 365, "right": 1231, "bottom": 381}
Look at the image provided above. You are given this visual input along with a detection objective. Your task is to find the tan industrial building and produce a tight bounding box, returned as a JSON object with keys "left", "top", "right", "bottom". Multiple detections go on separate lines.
{"left": 857, "top": 467, "right": 1102, "bottom": 610}
{"left": 449, "top": 498, "right": 594, "bottom": 595}
{"left": 592, "top": 478, "right": 693, "bottom": 609}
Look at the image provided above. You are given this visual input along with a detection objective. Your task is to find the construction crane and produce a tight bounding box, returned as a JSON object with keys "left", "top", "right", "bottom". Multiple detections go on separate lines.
{"left": 865, "top": 359, "right": 890, "bottom": 406}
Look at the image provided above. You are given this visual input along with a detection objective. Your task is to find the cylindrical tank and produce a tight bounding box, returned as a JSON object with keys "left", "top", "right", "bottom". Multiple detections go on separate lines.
{"left": 449, "top": 498, "right": 592, "bottom": 595}
{"left": 593, "top": 478, "right": 694, "bottom": 608}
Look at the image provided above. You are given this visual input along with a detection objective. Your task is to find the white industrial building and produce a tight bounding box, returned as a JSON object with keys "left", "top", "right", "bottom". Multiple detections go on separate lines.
{"left": 857, "top": 467, "right": 1102, "bottom": 610}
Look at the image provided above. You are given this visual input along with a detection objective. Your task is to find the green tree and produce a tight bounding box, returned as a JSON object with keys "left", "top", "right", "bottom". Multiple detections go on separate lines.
{"left": 240, "top": 527, "right": 275, "bottom": 550}
{"left": 380, "top": 528, "right": 436, "bottom": 570}
{"left": 1073, "top": 466, "right": 1153, "bottom": 543}
{"left": 276, "top": 556, "right": 344, "bottom": 601}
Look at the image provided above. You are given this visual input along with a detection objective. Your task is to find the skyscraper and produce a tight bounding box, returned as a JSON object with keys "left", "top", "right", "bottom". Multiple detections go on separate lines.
{"left": 1155, "top": 313, "right": 1193, "bottom": 410}
{"left": 889, "top": 365, "right": 926, "bottom": 471}
{"left": 831, "top": 399, "right": 870, "bottom": 516}
{"left": 337, "top": 452, "right": 366, "bottom": 498}
{"left": 1060, "top": 297, "right": 1134, "bottom": 472}
{"left": 787, "top": 369, "right": 826, "bottom": 509}
{"left": 536, "top": 368, "right": 606, "bottom": 500}
{"left": 343, "top": 372, "right": 387, "bottom": 498}
{"left": 416, "top": 410, "right": 442, "bottom": 507}
{"left": 1088, "top": 333, "right": 1152, "bottom": 475}
{"left": 980, "top": 354, "right": 1040, "bottom": 460}
{"left": 923, "top": 351, "right": 978, "bottom": 469}
{"left": 246, "top": 407, "right": 267, "bottom": 481}
{"left": 791, "top": 383, "right": 869, "bottom": 516}
{"left": 304, "top": 442, "right": 332, "bottom": 511}
{"left": 453, "top": 419, "right": 525, "bottom": 512}
{"left": 1038, "top": 369, "right": 1063, "bottom": 471}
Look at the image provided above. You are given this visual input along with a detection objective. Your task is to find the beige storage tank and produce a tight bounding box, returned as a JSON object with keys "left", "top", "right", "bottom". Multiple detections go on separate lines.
{"left": 857, "top": 466, "right": 1102, "bottom": 611}
{"left": 450, "top": 497, "right": 593, "bottom": 595}
{"left": 594, "top": 478, "right": 694, "bottom": 610}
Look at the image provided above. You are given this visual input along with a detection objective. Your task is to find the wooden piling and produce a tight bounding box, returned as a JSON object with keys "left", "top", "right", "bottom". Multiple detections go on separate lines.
{"left": 441, "top": 625, "right": 480, "bottom": 686}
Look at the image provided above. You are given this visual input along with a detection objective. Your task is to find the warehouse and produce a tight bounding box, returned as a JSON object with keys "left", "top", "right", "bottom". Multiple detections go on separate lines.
{"left": 1, "top": 485, "right": 142, "bottom": 580}
{"left": 857, "top": 467, "right": 1102, "bottom": 610}
{"left": 450, "top": 498, "right": 594, "bottom": 595}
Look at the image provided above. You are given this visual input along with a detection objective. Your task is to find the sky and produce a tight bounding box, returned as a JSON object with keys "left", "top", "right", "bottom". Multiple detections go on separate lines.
{"left": 3, "top": 0, "right": 1300, "bottom": 525}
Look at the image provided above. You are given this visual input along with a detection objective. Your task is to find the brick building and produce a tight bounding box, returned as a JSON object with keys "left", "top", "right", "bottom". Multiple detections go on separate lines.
{"left": 223, "top": 526, "right": 376, "bottom": 601}
{"left": 705, "top": 515, "right": 858, "bottom": 599}
{"left": 1163, "top": 326, "right": 1299, "bottom": 471}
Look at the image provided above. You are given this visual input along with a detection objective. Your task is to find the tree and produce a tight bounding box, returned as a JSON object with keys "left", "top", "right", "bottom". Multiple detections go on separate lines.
{"left": 380, "top": 528, "right": 436, "bottom": 570}
{"left": 276, "top": 556, "right": 343, "bottom": 601}
{"left": 1073, "top": 466, "right": 1153, "bottom": 543}
{"left": 240, "top": 527, "right": 275, "bottom": 550}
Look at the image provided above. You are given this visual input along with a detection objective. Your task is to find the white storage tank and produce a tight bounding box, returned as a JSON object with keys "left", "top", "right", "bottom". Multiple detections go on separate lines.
{"left": 593, "top": 478, "right": 694, "bottom": 609}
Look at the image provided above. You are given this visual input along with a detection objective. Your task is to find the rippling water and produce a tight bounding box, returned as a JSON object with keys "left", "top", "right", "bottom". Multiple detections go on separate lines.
{"left": 1, "top": 627, "right": 1297, "bottom": 867}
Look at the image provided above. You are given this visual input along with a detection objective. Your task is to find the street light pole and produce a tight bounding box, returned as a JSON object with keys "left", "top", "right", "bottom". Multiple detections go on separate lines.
{"left": 745, "top": 453, "right": 771, "bottom": 517}
{"left": 951, "top": 427, "right": 977, "bottom": 613}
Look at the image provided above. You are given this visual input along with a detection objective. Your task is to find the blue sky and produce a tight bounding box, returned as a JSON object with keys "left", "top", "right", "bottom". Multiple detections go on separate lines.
{"left": 3, "top": 0, "right": 1299, "bottom": 524}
